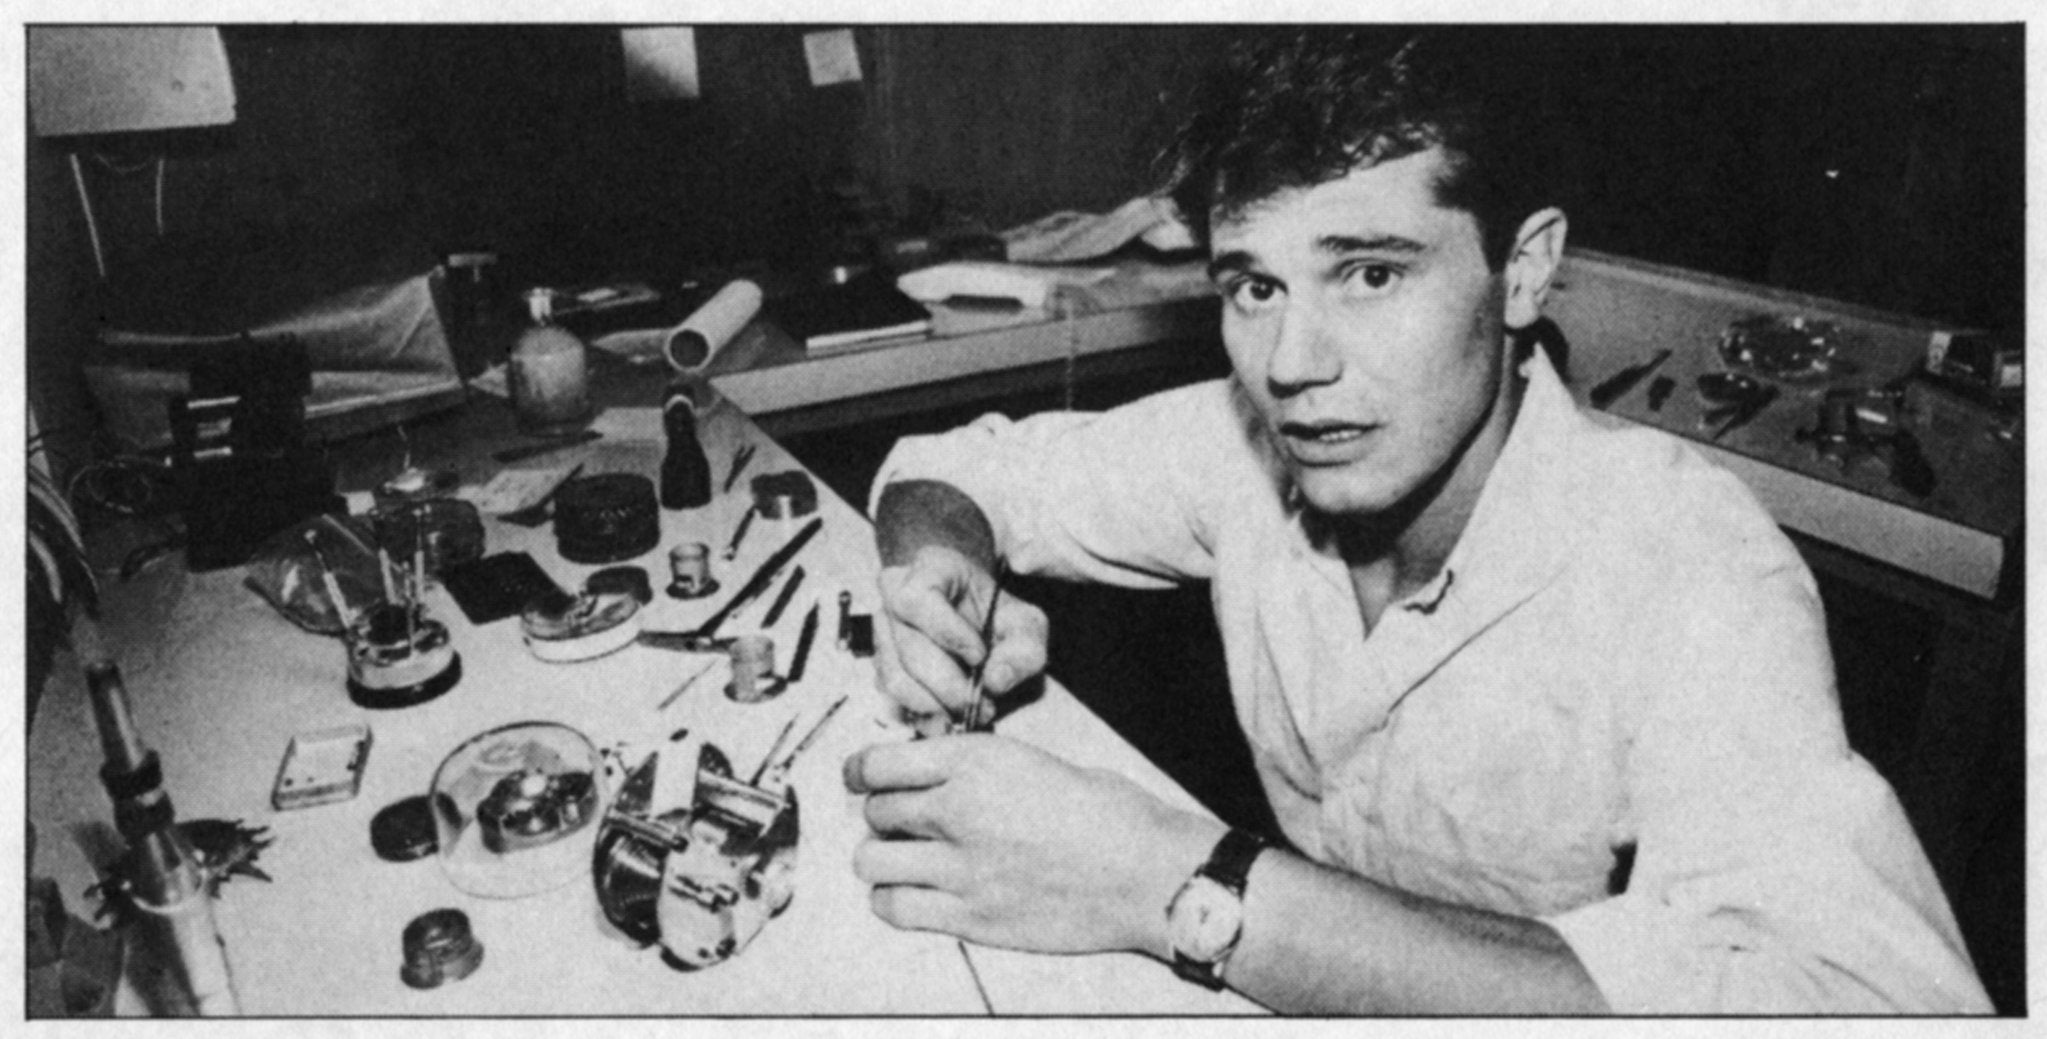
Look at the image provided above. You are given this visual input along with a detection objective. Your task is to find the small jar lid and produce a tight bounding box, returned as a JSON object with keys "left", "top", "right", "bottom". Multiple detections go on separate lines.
{"left": 399, "top": 908, "right": 484, "bottom": 989}
{"left": 586, "top": 565, "right": 653, "bottom": 605}
{"left": 370, "top": 794, "right": 439, "bottom": 863}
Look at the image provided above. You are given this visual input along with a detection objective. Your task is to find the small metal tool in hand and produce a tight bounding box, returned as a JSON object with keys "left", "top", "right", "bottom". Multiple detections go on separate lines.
{"left": 954, "top": 562, "right": 1007, "bottom": 735}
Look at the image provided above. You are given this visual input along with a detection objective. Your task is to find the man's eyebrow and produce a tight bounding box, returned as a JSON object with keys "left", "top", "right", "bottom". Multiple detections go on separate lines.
{"left": 1317, "top": 233, "right": 1427, "bottom": 256}
{"left": 1206, "top": 234, "right": 1427, "bottom": 281}
{"left": 1205, "top": 250, "right": 1257, "bottom": 281}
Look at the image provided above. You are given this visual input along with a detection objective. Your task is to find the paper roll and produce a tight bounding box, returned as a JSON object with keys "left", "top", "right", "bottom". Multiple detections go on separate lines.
{"left": 665, "top": 279, "right": 764, "bottom": 372}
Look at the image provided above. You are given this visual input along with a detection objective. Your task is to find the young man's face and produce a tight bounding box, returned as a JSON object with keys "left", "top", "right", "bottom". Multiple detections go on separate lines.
{"left": 1207, "top": 147, "right": 1516, "bottom": 521}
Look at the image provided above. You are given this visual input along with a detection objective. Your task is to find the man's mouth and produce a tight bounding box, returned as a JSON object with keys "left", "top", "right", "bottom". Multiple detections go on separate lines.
{"left": 1277, "top": 420, "right": 1379, "bottom": 462}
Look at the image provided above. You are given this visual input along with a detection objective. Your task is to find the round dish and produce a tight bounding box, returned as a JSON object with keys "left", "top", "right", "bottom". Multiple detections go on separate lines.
{"left": 520, "top": 589, "right": 643, "bottom": 663}
{"left": 1718, "top": 314, "right": 1840, "bottom": 380}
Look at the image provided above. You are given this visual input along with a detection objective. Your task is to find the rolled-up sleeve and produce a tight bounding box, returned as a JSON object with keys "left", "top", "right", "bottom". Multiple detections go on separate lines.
{"left": 1545, "top": 510, "right": 1990, "bottom": 1014}
{"left": 870, "top": 380, "right": 1263, "bottom": 587}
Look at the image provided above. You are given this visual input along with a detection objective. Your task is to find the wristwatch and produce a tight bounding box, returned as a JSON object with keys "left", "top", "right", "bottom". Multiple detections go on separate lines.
{"left": 1165, "top": 828, "right": 1265, "bottom": 990}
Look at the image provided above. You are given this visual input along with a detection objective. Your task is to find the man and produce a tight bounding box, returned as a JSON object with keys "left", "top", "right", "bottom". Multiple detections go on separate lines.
{"left": 841, "top": 30, "right": 1989, "bottom": 1014}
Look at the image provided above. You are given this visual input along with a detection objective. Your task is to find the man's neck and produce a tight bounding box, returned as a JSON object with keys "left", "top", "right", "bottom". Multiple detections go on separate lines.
{"left": 1338, "top": 366, "right": 1526, "bottom": 629}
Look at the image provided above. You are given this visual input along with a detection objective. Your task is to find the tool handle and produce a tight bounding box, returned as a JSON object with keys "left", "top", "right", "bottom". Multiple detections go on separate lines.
{"left": 786, "top": 602, "right": 821, "bottom": 683}
{"left": 723, "top": 506, "right": 757, "bottom": 560}
{"left": 694, "top": 518, "right": 824, "bottom": 638}
{"left": 762, "top": 565, "right": 806, "bottom": 627}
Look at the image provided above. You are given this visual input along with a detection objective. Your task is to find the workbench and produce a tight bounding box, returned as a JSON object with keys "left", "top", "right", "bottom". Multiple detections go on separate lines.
{"left": 29, "top": 246, "right": 2019, "bottom": 1016}
{"left": 24, "top": 367, "right": 1261, "bottom": 1017}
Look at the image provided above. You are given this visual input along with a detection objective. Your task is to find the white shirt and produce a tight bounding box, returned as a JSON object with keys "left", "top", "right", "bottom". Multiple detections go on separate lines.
{"left": 872, "top": 353, "right": 1990, "bottom": 1014}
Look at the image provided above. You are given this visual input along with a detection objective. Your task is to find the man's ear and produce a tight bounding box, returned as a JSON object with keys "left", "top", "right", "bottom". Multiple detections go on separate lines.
{"left": 1502, "top": 208, "right": 1568, "bottom": 330}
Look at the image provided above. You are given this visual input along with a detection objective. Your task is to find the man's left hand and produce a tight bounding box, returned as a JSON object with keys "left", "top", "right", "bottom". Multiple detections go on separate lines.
{"left": 844, "top": 734, "right": 1224, "bottom": 957}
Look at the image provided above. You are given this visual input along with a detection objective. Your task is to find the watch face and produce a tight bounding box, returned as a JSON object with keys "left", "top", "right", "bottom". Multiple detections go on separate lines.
{"left": 1167, "top": 876, "right": 1244, "bottom": 962}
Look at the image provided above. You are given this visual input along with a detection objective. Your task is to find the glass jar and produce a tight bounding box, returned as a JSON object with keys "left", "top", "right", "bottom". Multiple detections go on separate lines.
{"left": 508, "top": 321, "right": 593, "bottom": 437}
{"left": 431, "top": 721, "right": 605, "bottom": 899}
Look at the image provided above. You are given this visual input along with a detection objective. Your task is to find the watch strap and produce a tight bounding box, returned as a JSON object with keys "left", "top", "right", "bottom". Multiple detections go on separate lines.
{"left": 1199, "top": 826, "right": 1264, "bottom": 895}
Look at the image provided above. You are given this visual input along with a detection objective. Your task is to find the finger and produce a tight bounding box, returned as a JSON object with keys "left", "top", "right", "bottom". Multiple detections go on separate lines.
{"left": 883, "top": 565, "right": 988, "bottom": 663}
{"left": 895, "top": 628, "right": 975, "bottom": 713}
{"left": 851, "top": 832, "right": 961, "bottom": 887}
{"left": 869, "top": 884, "right": 969, "bottom": 937}
{"left": 861, "top": 789, "right": 948, "bottom": 839}
{"left": 981, "top": 598, "right": 1049, "bottom": 696}
{"left": 872, "top": 611, "right": 951, "bottom": 718}
{"left": 843, "top": 739, "right": 960, "bottom": 794}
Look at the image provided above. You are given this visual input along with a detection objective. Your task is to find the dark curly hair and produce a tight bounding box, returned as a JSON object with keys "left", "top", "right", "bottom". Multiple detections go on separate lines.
{"left": 1164, "top": 28, "right": 1572, "bottom": 271}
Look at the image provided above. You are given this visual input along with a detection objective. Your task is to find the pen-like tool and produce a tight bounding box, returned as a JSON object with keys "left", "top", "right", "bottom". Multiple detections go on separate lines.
{"left": 750, "top": 716, "right": 800, "bottom": 786}
{"left": 306, "top": 532, "right": 354, "bottom": 628}
{"left": 723, "top": 444, "right": 758, "bottom": 495}
{"left": 723, "top": 506, "right": 757, "bottom": 561}
{"left": 752, "top": 694, "right": 850, "bottom": 787}
{"left": 785, "top": 602, "right": 821, "bottom": 684}
{"left": 1589, "top": 349, "right": 1673, "bottom": 410}
{"left": 656, "top": 658, "right": 720, "bottom": 709}
{"left": 762, "top": 565, "right": 806, "bottom": 627}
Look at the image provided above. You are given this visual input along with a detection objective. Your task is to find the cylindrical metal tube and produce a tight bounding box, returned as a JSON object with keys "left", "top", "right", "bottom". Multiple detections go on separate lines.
{"left": 84, "top": 662, "right": 149, "bottom": 777}
{"left": 726, "top": 636, "right": 779, "bottom": 704}
{"left": 665, "top": 279, "right": 763, "bottom": 372}
{"left": 139, "top": 887, "right": 241, "bottom": 1015}
{"left": 80, "top": 632, "right": 241, "bottom": 1015}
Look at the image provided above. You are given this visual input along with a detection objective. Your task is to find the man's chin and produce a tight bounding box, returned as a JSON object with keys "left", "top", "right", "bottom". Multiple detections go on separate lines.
{"left": 1292, "top": 470, "right": 1404, "bottom": 520}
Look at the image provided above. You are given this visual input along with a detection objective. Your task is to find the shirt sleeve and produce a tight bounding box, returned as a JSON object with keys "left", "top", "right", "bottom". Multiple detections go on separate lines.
{"left": 1544, "top": 485, "right": 1991, "bottom": 1014}
{"left": 869, "top": 379, "right": 1269, "bottom": 587}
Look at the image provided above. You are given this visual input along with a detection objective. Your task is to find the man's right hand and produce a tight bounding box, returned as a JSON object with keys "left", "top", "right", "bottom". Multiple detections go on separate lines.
{"left": 875, "top": 545, "right": 1048, "bottom": 731}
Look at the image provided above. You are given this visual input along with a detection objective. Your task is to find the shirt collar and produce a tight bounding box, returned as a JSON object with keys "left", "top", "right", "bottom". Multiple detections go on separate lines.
{"left": 1278, "top": 350, "right": 1602, "bottom": 619}
{"left": 1421, "top": 349, "right": 1599, "bottom": 625}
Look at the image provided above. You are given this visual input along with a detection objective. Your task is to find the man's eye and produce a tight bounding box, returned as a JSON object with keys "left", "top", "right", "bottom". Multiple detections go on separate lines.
{"left": 1225, "top": 278, "right": 1282, "bottom": 310}
{"left": 1343, "top": 263, "right": 1402, "bottom": 294}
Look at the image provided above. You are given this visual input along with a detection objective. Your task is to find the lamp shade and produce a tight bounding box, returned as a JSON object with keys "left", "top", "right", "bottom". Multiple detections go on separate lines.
{"left": 29, "top": 26, "right": 236, "bottom": 137}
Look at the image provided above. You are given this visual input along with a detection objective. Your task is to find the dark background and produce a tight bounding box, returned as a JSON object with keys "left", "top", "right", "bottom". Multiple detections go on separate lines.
{"left": 26, "top": 24, "right": 2025, "bottom": 464}
{"left": 24, "top": 23, "right": 2026, "bottom": 1013}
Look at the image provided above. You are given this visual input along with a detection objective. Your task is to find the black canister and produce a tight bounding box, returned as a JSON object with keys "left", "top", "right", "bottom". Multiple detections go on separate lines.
{"left": 660, "top": 382, "right": 712, "bottom": 510}
{"left": 553, "top": 473, "right": 661, "bottom": 564}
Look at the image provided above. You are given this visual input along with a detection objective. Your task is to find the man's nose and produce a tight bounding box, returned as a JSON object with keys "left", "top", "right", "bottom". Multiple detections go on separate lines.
{"left": 1266, "top": 300, "right": 1342, "bottom": 395}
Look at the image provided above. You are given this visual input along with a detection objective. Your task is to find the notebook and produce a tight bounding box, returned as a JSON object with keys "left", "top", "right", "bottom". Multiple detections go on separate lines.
{"left": 768, "top": 274, "right": 933, "bottom": 354}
